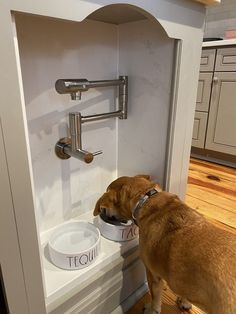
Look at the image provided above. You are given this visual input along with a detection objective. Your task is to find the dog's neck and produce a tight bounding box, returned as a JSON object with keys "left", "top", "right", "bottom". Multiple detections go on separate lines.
{"left": 131, "top": 186, "right": 161, "bottom": 225}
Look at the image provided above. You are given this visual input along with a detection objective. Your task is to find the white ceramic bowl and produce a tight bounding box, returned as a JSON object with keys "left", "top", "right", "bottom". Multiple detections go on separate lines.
{"left": 96, "top": 214, "right": 139, "bottom": 242}
{"left": 48, "top": 221, "right": 100, "bottom": 270}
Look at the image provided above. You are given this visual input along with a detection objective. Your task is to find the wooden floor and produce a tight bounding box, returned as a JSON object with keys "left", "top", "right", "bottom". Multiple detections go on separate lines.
{"left": 126, "top": 158, "right": 236, "bottom": 314}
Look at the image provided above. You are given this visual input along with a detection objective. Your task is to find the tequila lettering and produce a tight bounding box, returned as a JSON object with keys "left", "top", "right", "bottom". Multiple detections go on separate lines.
{"left": 67, "top": 246, "right": 98, "bottom": 268}
{"left": 120, "top": 225, "right": 139, "bottom": 240}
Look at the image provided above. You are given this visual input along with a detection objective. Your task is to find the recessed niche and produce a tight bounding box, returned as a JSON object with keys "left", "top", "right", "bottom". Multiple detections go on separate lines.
{"left": 14, "top": 4, "right": 175, "bottom": 311}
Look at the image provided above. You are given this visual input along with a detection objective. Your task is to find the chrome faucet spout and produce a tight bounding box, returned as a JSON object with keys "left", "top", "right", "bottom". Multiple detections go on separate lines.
{"left": 55, "top": 76, "right": 128, "bottom": 105}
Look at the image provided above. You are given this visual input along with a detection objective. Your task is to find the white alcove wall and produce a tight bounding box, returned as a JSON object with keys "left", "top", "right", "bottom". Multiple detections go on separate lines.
{"left": 15, "top": 12, "right": 174, "bottom": 234}
{"left": 14, "top": 7, "right": 175, "bottom": 313}
{"left": 15, "top": 13, "right": 119, "bottom": 232}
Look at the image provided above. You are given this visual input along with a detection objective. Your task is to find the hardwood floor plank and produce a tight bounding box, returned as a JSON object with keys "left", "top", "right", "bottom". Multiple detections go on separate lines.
{"left": 188, "top": 176, "right": 236, "bottom": 198}
{"left": 186, "top": 194, "right": 236, "bottom": 228}
{"left": 206, "top": 217, "right": 236, "bottom": 234}
{"left": 190, "top": 159, "right": 236, "bottom": 177}
{"left": 187, "top": 184, "right": 236, "bottom": 214}
{"left": 188, "top": 166, "right": 236, "bottom": 192}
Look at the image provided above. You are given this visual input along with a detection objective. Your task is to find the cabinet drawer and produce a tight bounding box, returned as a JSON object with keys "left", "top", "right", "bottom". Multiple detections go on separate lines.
{"left": 192, "top": 111, "right": 208, "bottom": 149}
{"left": 215, "top": 47, "right": 236, "bottom": 71}
{"left": 200, "top": 49, "right": 216, "bottom": 72}
{"left": 196, "top": 72, "right": 213, "bottom": 112}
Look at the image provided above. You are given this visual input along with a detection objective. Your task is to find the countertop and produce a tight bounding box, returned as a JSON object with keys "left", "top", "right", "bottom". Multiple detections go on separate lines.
{"left": 203, "top": 39, "right": 236, "bottom": 48}
{"left": 194, "top": 0, "right": 220, "bottom": 5}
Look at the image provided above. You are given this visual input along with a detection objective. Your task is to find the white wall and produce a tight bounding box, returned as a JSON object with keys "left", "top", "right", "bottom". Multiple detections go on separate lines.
{"left": 118, "top": 20, "right": 174, "bottom": 183}
{"left": 15, "top": 13, "right": 174, "bottom": 234}
{"left": 204, "top": 0, "right": 236, "bottom": 38}
{"left": 16, "top": 14, "right": 119, "bottom": 232}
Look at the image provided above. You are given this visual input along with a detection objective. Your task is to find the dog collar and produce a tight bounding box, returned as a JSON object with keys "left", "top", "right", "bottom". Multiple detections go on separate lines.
{"left": 131, "top": 188, "right": 160, "bottom": 223}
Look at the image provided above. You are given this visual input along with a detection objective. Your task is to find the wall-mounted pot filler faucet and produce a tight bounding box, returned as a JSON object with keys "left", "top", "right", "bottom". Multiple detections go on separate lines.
{"left": 55, "top": 76, "right": 128, "bottom": 163}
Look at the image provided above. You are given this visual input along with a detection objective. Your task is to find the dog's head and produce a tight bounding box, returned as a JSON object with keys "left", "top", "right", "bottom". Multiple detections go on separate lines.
{"left": 93, "top": 175, "right": 159, "bottom": 220}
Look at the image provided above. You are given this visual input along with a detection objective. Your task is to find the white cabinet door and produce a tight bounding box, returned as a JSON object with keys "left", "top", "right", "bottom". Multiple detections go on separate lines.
{"left": 205, "top": 72, "right": 236, "bottom": 155}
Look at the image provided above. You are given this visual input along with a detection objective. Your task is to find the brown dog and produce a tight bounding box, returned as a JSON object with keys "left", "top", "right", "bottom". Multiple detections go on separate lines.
{"left": 93, "top": 175, "right": 236, "bottom": 314}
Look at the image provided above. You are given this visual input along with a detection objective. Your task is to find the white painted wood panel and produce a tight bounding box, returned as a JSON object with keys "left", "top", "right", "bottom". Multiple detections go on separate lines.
{"left": 0, "top": 10, "right": 47, "bottom": 314}
{"left": 0, "top": 120, "right": 29, "bottom": 314}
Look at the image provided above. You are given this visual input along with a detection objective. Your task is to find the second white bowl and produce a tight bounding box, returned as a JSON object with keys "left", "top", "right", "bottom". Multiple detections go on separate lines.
{"left": 96, "top": 214, "right": 139, "bottom": 242}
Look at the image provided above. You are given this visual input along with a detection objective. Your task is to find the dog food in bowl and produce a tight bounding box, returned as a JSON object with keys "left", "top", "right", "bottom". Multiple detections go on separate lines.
{"left": 48, "top": 221, "right": 100, "bottom": 270}
{"left": 96, "top": 212, "right": 139, "bottom": 242}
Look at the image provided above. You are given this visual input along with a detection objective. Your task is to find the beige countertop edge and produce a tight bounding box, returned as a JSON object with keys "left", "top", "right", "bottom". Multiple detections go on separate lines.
{"left": 203, "top": 39, "right": 236, "bottom": 47}
{"left": 194, "top": 0, "right": 220, "bottom": 5}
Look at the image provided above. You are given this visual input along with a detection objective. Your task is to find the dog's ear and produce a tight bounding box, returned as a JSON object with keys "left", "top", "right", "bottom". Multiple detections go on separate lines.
{"left": 93, "top": 190, "right": 118, "bottom": 216}
{"left": 93, "top": 195, "right": 103, "bottom": 216}
{"left": 135, "top": 174, "right": 151, "bottom": 181}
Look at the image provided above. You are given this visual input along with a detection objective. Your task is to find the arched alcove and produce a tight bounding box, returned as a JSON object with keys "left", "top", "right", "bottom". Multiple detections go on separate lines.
{"left": 15, "top": 4, "right": 174, "bottom": 232}
{"left": 14, "top": 4, "right": 175, "bottom": 313}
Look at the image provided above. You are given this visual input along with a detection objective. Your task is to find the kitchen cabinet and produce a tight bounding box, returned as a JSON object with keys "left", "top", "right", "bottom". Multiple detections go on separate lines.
{"left": 196, "top": 72, "right": 213, "bottom": 112}
{"left": 192, "top": 111, "right": 208, "bottom": 148}
{"left": 205, "top": 72, "right": 236, "bottom": 155}
{"left": 215, "top": 47, "right": 236, "bottom": 72}
{"left": 200, "top": 49, "right": 216, "bottom": 72}
{"left": 0, "top": 1, "right": 207, "bottom": 313}
{"left": 192, "top": 47, "right": 236, "bottom": 159}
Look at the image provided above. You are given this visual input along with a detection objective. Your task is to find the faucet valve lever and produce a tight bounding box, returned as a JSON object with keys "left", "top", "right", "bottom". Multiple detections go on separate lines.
{"left": 55, "top": 112, "right": 103, "bottom": 163}
{"left": 93, "top": 150, "right": 103, "bottom": 156}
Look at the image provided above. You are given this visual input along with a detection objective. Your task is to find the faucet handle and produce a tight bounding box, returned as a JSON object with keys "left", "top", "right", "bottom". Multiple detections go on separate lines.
{"left": 92, "top": 150, "right": 103, "bottom": 156}
{"left": 83, "top": 150, "right": 102, "bottom": 164}
{"left": 80, "top": 149, "right": 103, "bottom": 164}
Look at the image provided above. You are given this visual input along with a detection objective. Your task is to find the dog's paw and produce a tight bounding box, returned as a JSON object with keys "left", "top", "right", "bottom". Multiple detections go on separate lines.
{"left": 176, "top": 297, "right": 192, "bottom": 311}
{"left": 143, "top": 303, "right": 161, "bottom": 314}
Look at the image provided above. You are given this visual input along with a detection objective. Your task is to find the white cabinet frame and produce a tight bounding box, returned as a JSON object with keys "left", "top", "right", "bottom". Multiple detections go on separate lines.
{"left": 0, "top": 1, "right": 206, "bottom": 313}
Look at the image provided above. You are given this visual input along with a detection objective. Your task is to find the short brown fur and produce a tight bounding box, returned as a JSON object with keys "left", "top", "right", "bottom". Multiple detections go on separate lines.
{"left": 93, "top": 175, "right": 236, "bottom": 314}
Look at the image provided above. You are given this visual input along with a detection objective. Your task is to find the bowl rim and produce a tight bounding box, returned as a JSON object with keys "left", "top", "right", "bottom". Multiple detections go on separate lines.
{"left": 98, "top": 213, "right": 133, "bottom": 227}
{"left": 48, "top": 220, "right": 101, "bottom": 255}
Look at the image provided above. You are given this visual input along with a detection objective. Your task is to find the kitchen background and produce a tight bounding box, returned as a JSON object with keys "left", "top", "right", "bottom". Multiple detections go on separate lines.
{"left": 205, "top": 0, "right": 236, "bottom": 38}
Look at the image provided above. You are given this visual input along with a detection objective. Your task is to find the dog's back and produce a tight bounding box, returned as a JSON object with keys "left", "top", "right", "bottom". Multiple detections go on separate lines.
{"left": 139, "top": 193, "right": 236, "bottom": 314}
{"left": 168, "top": 222, "right": 236, "bottom": 313}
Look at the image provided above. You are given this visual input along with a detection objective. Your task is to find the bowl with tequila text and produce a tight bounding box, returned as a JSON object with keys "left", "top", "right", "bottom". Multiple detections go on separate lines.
{"left": 96, "top": 211, "right": 139, "bottom": 242}
{"left": 48, "top": 221, "right": 100, "bottom": 270}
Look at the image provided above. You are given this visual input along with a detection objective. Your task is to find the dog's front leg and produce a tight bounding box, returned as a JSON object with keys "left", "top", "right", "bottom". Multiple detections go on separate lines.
{"left": 144, "top": 269, "right": 164, "bottom": 314}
